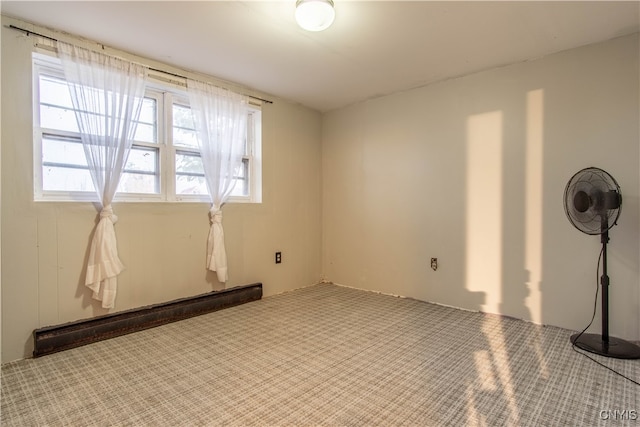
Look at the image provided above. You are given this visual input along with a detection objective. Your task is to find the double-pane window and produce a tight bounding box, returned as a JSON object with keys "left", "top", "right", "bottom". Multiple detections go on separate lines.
{"left": 33, "top": 53, "right": 261, "bottom": 203}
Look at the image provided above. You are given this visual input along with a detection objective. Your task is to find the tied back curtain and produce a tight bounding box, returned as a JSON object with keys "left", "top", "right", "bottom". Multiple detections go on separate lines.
{"left": 58, "top": 41, "right": 148, "bottom": 308}
{"left": 187, "top": 80, "right": 248, "bottom": 283}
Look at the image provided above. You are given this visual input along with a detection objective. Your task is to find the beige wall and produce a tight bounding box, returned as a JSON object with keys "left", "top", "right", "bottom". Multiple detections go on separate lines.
{"left": 322, "top": 33, "right": 640, "bottom": 341}
{"left": 1, "top": 16, "right": 323, "bottom": 362}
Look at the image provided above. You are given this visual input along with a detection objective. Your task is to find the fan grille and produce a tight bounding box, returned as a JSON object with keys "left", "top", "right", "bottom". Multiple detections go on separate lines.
{"left": 564, "top": 167, "right": 621, "bottom": 235}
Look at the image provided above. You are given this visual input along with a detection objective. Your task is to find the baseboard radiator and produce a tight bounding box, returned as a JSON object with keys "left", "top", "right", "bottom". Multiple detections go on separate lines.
{"left": 33, "top": 283, "right": 263, "bottom": 358}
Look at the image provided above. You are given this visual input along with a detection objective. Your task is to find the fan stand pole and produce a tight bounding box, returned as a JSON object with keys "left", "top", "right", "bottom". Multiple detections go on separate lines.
{"left": 570, "top": 223, "right": 640, "bottom": 359}
{"left": 601, "top": 228, "right": 610, "bottom": 345}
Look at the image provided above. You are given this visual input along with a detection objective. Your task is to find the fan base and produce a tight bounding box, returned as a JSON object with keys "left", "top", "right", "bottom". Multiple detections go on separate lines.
{"left": 571, "top": 333, "right": 640, "bottom": 359}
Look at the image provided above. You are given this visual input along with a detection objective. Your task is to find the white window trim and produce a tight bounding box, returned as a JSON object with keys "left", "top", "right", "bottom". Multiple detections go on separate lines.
{"left": 32, "top": 51, "right": 262, "bottom": 204}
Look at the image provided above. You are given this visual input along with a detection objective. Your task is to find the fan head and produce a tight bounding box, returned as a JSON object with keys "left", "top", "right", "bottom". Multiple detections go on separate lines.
{"left": 564, "top": 167, "right": 621, "bottom": 235}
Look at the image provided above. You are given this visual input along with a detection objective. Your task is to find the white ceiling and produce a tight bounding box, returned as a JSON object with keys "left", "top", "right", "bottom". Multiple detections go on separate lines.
{"left": 2, "top": 1, "right": 639, "bottom": 112}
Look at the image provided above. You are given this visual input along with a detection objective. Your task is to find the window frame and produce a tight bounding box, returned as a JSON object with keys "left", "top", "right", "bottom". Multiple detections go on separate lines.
{"left": 32, "top": 51, "right": 262, "bottom": 204}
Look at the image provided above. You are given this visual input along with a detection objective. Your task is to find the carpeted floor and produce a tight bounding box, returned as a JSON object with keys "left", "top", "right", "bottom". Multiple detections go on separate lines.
{"left": 1, "top": 283, "right": 638, "bottom": 426}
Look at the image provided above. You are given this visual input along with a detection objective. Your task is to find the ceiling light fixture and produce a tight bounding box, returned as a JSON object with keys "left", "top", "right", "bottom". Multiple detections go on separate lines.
{"left": 295, "top": 0, "right": 335, "bottom": 32}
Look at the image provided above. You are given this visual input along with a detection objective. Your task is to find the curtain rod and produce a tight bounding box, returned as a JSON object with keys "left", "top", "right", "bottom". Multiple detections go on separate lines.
{"left": 8, "top": 24, "right": 273, "bottom": 105}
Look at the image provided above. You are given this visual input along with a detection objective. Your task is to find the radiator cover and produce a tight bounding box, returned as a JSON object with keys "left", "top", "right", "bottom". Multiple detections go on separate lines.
{"left": 33, "top": 283, "right": 262, "bottom": 357}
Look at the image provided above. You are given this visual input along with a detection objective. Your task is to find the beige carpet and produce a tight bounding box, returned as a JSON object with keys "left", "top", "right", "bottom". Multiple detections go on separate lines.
{"left": 2, "top": 283, "right": 638, "bottom": 426}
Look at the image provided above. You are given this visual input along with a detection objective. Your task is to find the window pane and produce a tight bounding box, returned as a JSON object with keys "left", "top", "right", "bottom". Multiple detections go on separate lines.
{"left": 230, "top": 178, "right": 247, "bottom": 197}
{"left": 119, "top": 146, "right": 159, "bottom": 193}
{"left": 234, "top": 159, "right": 247, "bottom": 179}
{"left": 176, "top": 175, "right": 208, "bottom": 195}
{"left": 39, "top": 75, "right": 73, "bottom": 108}
{"left": 42, "top": 136, "right": 87, "bottom": 167}
{"left": 176, "top": 151, "right": 206, "bottom": 195}
{"left": 133, "top": 98, "right": 157, "bottom": 143}
{"left": 40, "top": 104, "right": 80, "bottom": 133}
{"left": 173, "top": 104, "right": 194, "bottom": 129}
{"left": 126, "top": 147, "right": 157, "bottom": 173}
{"left": 173, "top": 126, "right": 199, "bottom": 148}
{"left": 176, "top": 152, "right": 204, "bottom": 175}
{"left": 42, "top": 166, "right": 94, "bottom": 192}
{"left": 138, "top": 98, "right": 156, "bottom": 124}
{"left": 118, "top": 172, "right": 158, "bottom": 194}
{"left": 40, "top": 74, "right": 155, "bottom": 143}
{"left": 42, "top": 136, "right": 158, "bottom": 193}
{"left": 133, "top": 123, "right": 155, "bottom": 143}
{"left": 173, "top": 104, "right": 198, "bottom": 148}
{"left": 230, "top": 159, "right": 249, "bottom": 197}
{"left": 42, "top": 135, "right": 92, "bottom": 192}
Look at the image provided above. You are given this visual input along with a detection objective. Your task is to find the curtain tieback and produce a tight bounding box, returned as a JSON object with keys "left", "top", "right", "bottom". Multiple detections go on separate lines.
{"left": 100, "top": 205, "right": 118, "bottom": 224}
{"left": 209, "top": 207, "right": 222, "bottom": 225}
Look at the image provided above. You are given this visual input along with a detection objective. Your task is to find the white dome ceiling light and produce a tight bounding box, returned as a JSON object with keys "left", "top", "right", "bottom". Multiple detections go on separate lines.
{"left": 295, "top": 0, "right": 335, "bottom": 32}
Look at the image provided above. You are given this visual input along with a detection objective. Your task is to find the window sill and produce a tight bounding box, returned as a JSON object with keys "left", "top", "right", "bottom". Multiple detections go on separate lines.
{"left": 34, "top": 192, "right": 261, "bottom": 204}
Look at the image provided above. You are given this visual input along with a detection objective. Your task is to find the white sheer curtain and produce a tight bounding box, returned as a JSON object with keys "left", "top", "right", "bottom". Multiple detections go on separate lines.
{"left": 187, "top": 79, "right": 248, "bottom": 283}
{"left": 58, "top": 41, "right": 148, "bottom": 308}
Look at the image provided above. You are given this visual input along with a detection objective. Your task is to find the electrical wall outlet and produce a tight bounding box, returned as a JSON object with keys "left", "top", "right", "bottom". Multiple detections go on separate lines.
{"left": 431, "top": 258, "right": 438, "bottom": 271}
{"left": 275, "top": 252, "right": 282, "bottom": 264}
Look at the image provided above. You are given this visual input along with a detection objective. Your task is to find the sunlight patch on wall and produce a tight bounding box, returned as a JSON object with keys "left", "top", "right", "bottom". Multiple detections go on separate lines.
{"left": 465, "top": 111, "right": 503, "bottom": 313}
{"left": 525, "top": 89, "right": 544, "bottom": 325}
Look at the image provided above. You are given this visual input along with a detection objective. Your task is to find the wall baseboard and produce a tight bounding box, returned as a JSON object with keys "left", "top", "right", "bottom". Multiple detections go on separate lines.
{"left": 33, "top": 283, "right": 263, "bottom": 358}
